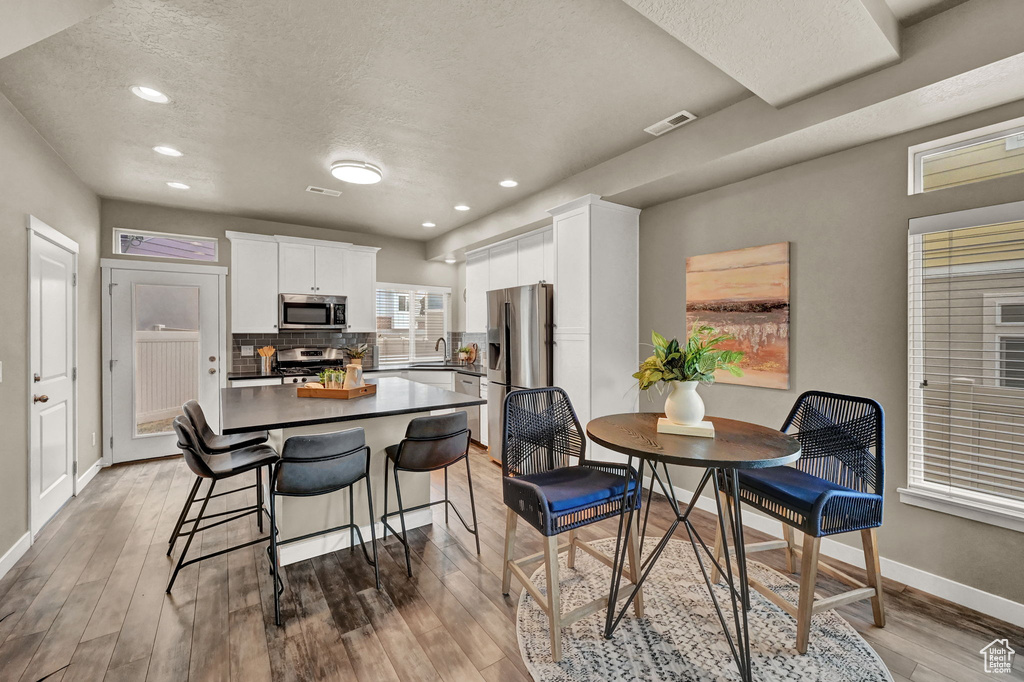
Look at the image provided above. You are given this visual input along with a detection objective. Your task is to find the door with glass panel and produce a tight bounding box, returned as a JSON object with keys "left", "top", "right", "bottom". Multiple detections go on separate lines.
{"left": 109, "top": 268, "right": 222, "bottom": 462}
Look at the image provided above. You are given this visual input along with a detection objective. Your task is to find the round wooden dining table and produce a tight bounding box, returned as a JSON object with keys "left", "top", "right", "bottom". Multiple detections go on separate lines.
{"left": 586, "top": 413, "right": 801, "bottom": 682}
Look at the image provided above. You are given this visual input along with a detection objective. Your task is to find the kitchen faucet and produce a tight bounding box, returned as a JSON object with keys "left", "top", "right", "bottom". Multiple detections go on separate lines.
{"left": 435, "top": 337, "right": 448, "bottom": 362}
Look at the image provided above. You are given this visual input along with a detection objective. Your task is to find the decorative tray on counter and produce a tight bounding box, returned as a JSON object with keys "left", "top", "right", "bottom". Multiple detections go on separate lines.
{"left": 296, "top": 383, "right": 376, "bottom": 400}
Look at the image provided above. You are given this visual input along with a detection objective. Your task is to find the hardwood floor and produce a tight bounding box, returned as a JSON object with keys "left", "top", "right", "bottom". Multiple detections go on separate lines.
{"left": 1, "top": 447, "right": 1022, "bottom": 681}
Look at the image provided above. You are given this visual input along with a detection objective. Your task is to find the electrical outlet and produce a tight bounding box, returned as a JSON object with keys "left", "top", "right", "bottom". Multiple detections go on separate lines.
{"left": 242, "top": 345, "right": 254, "bottom": 357}
{"left": 92, "top": 432, "right": 97, "bottom": 447}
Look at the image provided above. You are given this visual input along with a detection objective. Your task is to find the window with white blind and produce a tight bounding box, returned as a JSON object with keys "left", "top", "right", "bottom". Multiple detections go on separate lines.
{"left": 904, "top": 201, "right": 1024, "bottom": 532}
{"left": 375, "top": 283, "right": 450, "bottom": 365}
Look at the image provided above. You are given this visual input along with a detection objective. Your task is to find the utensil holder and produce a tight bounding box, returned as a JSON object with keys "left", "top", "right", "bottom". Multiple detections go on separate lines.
{"left": 261, "top": 356, "right": 273, "bottom": 375}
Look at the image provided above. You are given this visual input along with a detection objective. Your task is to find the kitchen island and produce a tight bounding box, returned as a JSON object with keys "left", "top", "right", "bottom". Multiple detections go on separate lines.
{"left": 221, "top": 377, "right": 485, "bottom": 565}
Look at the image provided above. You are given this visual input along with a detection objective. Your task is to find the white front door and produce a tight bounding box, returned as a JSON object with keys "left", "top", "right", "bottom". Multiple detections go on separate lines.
{"left": 109, "top": 267, "right": 222, "bottom": 462}
{"left": 28, "top": 224, "right": 77, "bottom": 536}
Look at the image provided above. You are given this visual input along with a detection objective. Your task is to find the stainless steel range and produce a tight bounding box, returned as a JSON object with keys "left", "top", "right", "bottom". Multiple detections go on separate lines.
{"left": 275, "top": 347, "right": 349, "bottom": 384}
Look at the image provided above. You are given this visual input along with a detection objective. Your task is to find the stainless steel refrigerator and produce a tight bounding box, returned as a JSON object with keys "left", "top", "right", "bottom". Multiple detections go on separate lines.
{"left": 486, "top": 283, "right": 554, "bottom": 462}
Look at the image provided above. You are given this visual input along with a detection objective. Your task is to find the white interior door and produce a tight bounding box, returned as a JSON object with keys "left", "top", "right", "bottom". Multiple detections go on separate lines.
{"left": 109, "top": 268, "right": 222, "bottom": 462}
{"left": 28, "top": 226, "right": 77, "bottom": 536}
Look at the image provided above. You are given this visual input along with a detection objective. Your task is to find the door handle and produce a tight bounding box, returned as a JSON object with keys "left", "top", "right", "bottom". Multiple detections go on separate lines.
{"left": 33, "top": 394, "right": 49, "bottom": 404}
{"left": 208, "top": 368, "right": 217, "bottom": 375}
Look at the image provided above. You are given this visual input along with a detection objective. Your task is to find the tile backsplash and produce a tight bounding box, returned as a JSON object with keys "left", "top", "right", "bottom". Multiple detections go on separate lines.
{"left": 231, "top": 331, "right": 376, "bottom": 373}
{"left": 230, "top": 331, "right": 486, "bottom": 373}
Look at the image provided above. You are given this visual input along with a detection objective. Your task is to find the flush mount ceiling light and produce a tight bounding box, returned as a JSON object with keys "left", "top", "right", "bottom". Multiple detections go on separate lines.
{"left": 131, "top": 86, "right": 169, "bottom": 103}
{"left": 422, "top": 222, "right": 436, "bottom": 228}
{"left": 153, "top": 145, "right": 183, "bottom": 157}
{"left": 454, "top": 204, "right": 470, "bottom": 211}
{"left": 166, "top": 181, "right": 190, "bottom": 189}
{"left": 330, "top": 161, "right": 383, "bottom": 184}
{"left": 499, "top": 179, "right": 518, "bottom": 187}
{"left": 444, "top": 257, "right": 457, "bottom": 264}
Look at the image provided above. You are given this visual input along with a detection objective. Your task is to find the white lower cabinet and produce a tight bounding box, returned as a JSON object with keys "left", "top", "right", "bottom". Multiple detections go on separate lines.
{"left": 553, "top": 333, "right": 592, "bottom": 426}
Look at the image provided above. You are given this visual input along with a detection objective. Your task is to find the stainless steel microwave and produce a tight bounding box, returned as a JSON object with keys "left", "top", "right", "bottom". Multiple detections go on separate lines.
{"left": 278, "top": 293, "right": 347, "bottom": 330}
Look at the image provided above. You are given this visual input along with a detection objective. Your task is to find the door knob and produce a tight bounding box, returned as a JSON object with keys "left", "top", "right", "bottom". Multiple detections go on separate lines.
{"left": 33, "top": 394, "right": 49, "bottom": 404}
{"left": 208, "top": 368, "right": 217, "bottom": 375}
{"left": 33, "top": 373, "right": 40, "bottom": 383}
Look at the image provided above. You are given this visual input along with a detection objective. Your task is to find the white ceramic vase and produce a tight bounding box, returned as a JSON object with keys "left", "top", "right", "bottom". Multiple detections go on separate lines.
{"left": 664, "top": 380, "right": 705, "bottom": 425}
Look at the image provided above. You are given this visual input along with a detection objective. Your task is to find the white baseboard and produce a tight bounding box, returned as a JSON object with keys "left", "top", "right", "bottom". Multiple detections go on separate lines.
{"left": 76, "top": 459, "right": 103, "bottom": 493}
{"left": 0, "top": 531, "right": 31, "bottom": 582}
{"left": 642, "top": 477, "right": 1024, "bottom": 629}
{"left": 278, "top": 509, "right": 432, "bottom": 566}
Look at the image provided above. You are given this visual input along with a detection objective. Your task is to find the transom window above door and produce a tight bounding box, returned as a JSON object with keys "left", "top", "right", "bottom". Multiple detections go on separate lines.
{"left": 113, "top": 227, "right": 219, "bottom": 262}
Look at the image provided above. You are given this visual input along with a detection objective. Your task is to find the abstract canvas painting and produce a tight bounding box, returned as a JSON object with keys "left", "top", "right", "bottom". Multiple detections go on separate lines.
{"left": 685, "top": 242, "right": 790, "bottom": 389}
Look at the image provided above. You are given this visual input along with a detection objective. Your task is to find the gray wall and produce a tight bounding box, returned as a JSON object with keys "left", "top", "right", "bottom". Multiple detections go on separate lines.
{"left": 0, "top": 92, "right": 102, "bottom": 556}
{"left": 100, "top": 200, "right": 462, "bottom": 331}
{"left": 638, "top": 98, "right": 1024, "bottom": 603}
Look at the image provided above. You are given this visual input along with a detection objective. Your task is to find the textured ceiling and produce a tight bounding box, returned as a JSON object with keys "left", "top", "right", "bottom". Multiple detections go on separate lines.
{"left": 883, "top": 0, "right": 969, "bottom": 24}
{"left": 621, "top": 0, "right": 900, "bottom": 107}
{"left": 0, "top": 0, "right": 748, "bottom": 240}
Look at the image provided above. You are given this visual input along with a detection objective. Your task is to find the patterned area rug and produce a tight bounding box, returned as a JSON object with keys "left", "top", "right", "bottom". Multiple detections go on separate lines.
{"left": 516, "top": 537, "right": 892, "bottom": 682}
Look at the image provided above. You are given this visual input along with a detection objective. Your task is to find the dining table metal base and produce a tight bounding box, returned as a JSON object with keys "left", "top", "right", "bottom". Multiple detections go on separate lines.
{"left": 603, "top": 458, "right": 756, "bottom": 682}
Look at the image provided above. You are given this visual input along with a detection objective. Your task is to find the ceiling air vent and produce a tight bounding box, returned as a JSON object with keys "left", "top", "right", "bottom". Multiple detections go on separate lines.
{"left": 306, "top": 185, "right": 341, "bottom": 197}
{"left": 644, "top": 109, "right": 697, "bottom": 137}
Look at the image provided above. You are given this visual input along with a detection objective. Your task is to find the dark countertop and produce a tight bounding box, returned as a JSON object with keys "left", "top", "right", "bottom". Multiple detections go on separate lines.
{"left": 227, "top": 362, "right": 486, "bottom": 381}
{"left": 221, "top": 376, "right": 486, "bottom": 434}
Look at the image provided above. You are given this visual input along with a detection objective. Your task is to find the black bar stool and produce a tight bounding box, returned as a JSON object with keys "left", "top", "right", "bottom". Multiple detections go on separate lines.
{"left": 167, "top": 400, "right": 271, "bottom": 557}
{"left": 381, "top": 411, "right": 480, "bottom": 577}
{"left": 268, "top": 427, "right": 380, "bottom": 626}
{"left": 166, "top": 416, "right": 279, "bottom": 592}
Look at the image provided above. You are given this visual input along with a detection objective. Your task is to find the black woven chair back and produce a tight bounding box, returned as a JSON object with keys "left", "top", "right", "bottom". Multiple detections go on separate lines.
{"left": 782, "top": 391, "right": 884, "bottom": 494}
{"left": 275, "top": 428, "right": 369, "bottom": 496}
{"left": 502, "top": 387, "right": 584, "bottom": 479}
{"left": 182, "top": 400, "right": 217, "bottom": 452}
{"left": 172, "top": 416, "right": 216, "bottom": 479}
{"left": 393, "top": 412, "right": 470, "bottom": 472}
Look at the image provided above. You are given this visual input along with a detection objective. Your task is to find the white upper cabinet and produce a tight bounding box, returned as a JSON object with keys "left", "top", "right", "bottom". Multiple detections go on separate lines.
{"left": 228, "top": 232, "right": 378, "bottom": 335}
{"left": 517, "top": 232, "right": 545, "bottom": 285}
{"left": 228, "top": 234, "right": 279, "bottom": 334}
{"left": 465, "top": 250, "right": 489, "bottom": 333}
{"left": 553, "top": 207, "right": 591, "bottom": 335}
{"left": 343, "top": 248, "right": 377, "bottom": 332}
{"left": 543, "top": 228, "right": 555, "bottom": 283}
{"left": 278, "top": 242, "right": 316, "bottom": 294}
{"left": 488, "top": 240, "right": 519, "bottom": 291}
{"left": 313, "top": 245, "right": 347, "bottom": 296}
{"left": 463, "top": 226, "right": 553, "bottom": 332}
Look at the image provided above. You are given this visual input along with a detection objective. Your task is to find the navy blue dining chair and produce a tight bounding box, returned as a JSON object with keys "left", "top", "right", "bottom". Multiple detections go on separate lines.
{"left": 500, "top": 387, "right": 644, "bottom": 662}
{"left": 712, "top": 390, "right": 886, "bottom": 654}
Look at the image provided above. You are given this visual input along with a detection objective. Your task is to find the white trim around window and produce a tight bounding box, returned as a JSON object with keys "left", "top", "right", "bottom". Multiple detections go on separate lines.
{"left": 908, "top": 114, "right": 1024, "bottom": 195}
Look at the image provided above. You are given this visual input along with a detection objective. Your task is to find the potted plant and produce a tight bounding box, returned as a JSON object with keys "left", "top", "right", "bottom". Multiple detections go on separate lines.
{"left": 318, "top": 367, "right": 346, "bottom": 389}
{"left": 345, "top": 343, "right": 369, "bottom": 366}
{"left": 633, "top": 324, "right": 744, "bottom": 425}
{"left": 457, "top": 346, "right": 472, "bottom": 362}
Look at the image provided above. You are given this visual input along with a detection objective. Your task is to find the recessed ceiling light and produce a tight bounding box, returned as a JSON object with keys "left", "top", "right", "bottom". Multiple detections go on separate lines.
{"left": 499, "top": 179, "right": 518, "bottom": 188}
{"left": 454, "top": 205, "right": 470, "bottom": 211}
{"left": 422, "top": 222, "right": 436, "bottom": 228}
{"left": 153, "top": 145, "right": 183, "bottom": 157}
{"left": 330, "top": 161, "right": 382, "bottom": 184}
{"left": 166, "top": 181, "right": 190, "bottom": 189}
{"left": 131, "top": 86, "right": 169, "bottom": 103}
{"left": 444, "top": 257, "right": 457, "bottom": 264}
